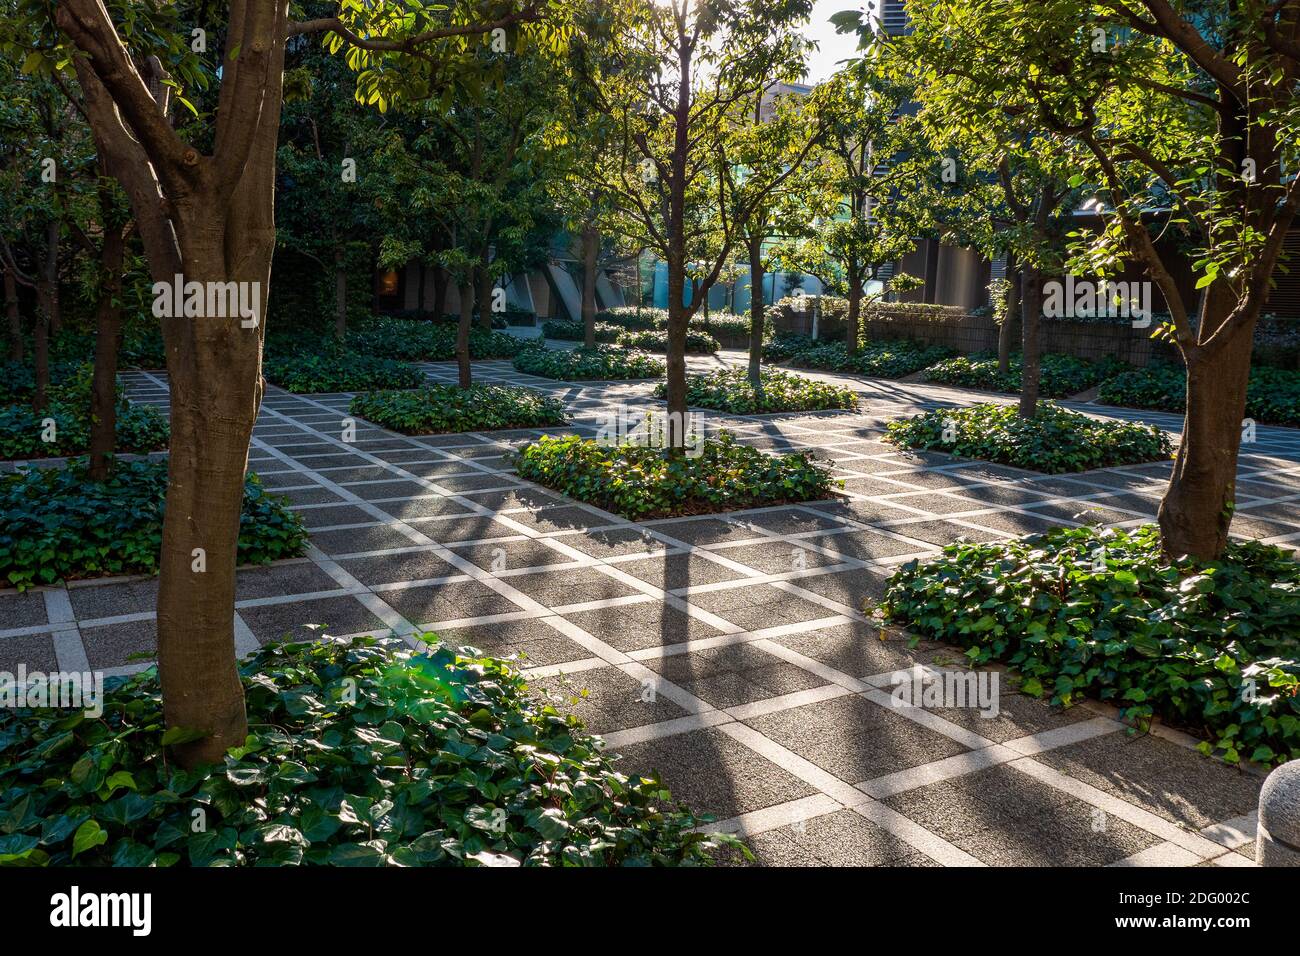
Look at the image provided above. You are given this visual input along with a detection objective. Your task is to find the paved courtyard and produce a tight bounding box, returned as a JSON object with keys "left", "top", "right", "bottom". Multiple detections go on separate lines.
{"left": 3, "top": 349, "right": 1298, "bottom": 866}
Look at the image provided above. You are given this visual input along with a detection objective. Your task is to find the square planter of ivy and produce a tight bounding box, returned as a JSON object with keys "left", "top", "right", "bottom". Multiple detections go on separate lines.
{"left": 0, "top": 460, "right": 308, "bottom": 590}
{"left": 512, "top": 345, "right": 665, "bottom": 382}
{"left": 0, "top": 636, "right": 734, "bottom": 866}
{"left": 924, "top": 352, "right": 1128, "bottom": 399}
{"left": 1098, "top": 362, "right": 1300, "bottom": 427}
{"left": 786, "top": 339, "right": 953, "bottom": 379}
{"left": 0, "top": 364, "right": 169, "bottom": 462}
{"left": 345, "top": 317, "right": 527, "bottom": 361}
{"left": 350, "top": 384, "right": 567, "bottom": 435}
{"left": 654, "top": 368, "right": 859, "bottom": 415}
{"left": 263, "top": 350, "right": 426, "bottom": 394}
{"left": 615, "top": 328, "right": 720, "bottom": 354}
{"left": 885, "top": 402, "right": 1172, "bottom": 474}
{"left": 513, "top": 431, "right": 840, "bottom": 519}
{"left": 881, "top": 524, "right": 1300, "bottom": 767}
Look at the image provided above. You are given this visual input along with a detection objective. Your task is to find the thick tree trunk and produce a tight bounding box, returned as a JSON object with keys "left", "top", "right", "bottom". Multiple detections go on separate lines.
{"left": 998, "top": 253, "right": 1019, "bottom": 374}
{"left": 432, "top": 266, "right": 448, "bottom": 320}
{"left": 1158, "top": 307, "right": 1258, "bottom": 559}
{"left": 4, "top": 266, "right": 21, "bottom": 361}
{"left": 1018, "top": 265, "right": 1042, "bottom": 419}
{"left": 581, "top": 223, "right": 598, "bottom": 349}
{"left": 87, "top": 226, "right": 126, "bottom": 482}
{"left": 333, "top": 246, "right": 347, "bottom": 338}
{"left": 456, "top": 280, "right": 474, "bottom": 388}
{"left": 747, "top": 235, "right": 764, "bottom": 389}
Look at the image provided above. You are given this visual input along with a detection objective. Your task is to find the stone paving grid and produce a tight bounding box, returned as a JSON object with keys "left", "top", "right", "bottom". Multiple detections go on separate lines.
{"left": 2, "top": 351, "right": 1297, "bottom": 867}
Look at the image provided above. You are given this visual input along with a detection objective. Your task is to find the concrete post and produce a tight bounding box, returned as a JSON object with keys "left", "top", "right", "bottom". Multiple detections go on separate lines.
{"left": 1257, "top": 760, "right": 1300, "bottom": 866}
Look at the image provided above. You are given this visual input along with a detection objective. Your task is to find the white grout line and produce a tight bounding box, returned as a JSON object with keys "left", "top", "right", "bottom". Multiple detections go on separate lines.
{"left": 850, "top": 802, "right": 986, "bottom": 867}
{"left": 1010, "top": 757, "right": 1230, "bottom": 858}
{"left": 702, "top": 794, "right": 843, "bottom": 838}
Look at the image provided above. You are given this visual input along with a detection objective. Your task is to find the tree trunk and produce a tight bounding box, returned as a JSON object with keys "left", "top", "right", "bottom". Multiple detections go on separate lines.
{"left": 747, "top": 234, "right": 764, "bottom": 389}
{"left": 333, "top": 246, "right": 347, "bottom": 338}
{"left": 665, "top": 256, "right": 689, "bottom": 449}
{"left": 87, "top": 224, "right": 127, "bottom": 482}
{"left": 44, "top": 220, "right": 60, "bottom": 337}
{"left": 1158, "top": 307, "right": 1258, "bottom": 559}
{"left": 32, "top": 302, "right": 49, "bottom": 414}
{"left": 4, "top": 266, "right": 21, "bottom": 361}
{"left": 581, "top": 222, "right": 598, "bottom": 349}
{"left": 476, "top": 261, "right": 493, "bottom": 331}
{"left": 846, "top": 271, "right": 862, "bottom": 356}
{"left": 415, "top": 261, "right": 427, "bottom": 319}
{"left": 1018, "top": 265, "right": 1042, "bottom": 419}
{"left": 432, "top": 266, "right": 448, "bottom": 320}
{"left": 456, "top": 280, "right": 474, "bottom": 388}
{"left": 998, "top": 253, "right": 1019, "bottom": 374}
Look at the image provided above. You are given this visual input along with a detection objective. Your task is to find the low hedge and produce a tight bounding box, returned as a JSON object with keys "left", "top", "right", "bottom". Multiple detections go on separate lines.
{"left": 351, "top": 384, "right": 566, "bottom": 434}
{"left": 881, "top": 525, "right": 1300, "bottom": 766}
{"left": 655, "top": 368, "right": 858, "bottom": 415}
{"left": 788, "top": 340, "right": 953, "bottom": 379}
{"left": 1097, "top": 363, "right": 1300, "bottom": 427}
{"left": 0, "top": 459, "right": 308, "bottom": 590}
{"left": 0, "top": 635, "right": 731, "bottom": 866}
{"left": 512, "top": 346, "right": 665, "bottom": 381}
{"left": 615, "top": 328, "right": 720, "bottom": 354}
{"left": 264, "top": 351, "right": 426, "bottom": 394}
{"left": 513, "top": 431, "right": 839, "bottom": 519}
{"left": 924, "top": 352, "right": 1128, "bottom": 398}
{"left": 885, "top": 402, "right": 1172, "bottom": 473}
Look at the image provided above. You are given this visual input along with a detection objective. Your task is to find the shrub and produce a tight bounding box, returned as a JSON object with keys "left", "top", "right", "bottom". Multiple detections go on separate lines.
{"left": 615, "top": 328, "right": 720, "bottom": 354}
{"left": 655, "top": 368, "right": 858, "bottom": 415}
{"left": 345, "top": 317, "right": 525, "bottom": 361}
{"left": 881, "top": 525, "right": 1300, "bottom": 766}
{"left": 885, "top": 402, "right": 1172, "bottom": 474}
{"left": 0, "top": 460, "right": 308, "bottom": 590}
{"left": 788, "top": 340, "right": 953, "bottom": 379}
{"left": 514, "top": 431, "right": 839, "bottom": 519}
{"left": 1098, "top": 363, "right": 1300, "bottom": 427}
{"left": 541, "top": 320, "right": 622, "bottom": 343}
{"left": 0, "top": 635, "right": 731, "bottom": 866}
{"left": 924, "top": 352, "right": 1127, "bottom": 398}
{"left": 512, "top": 345, "right": 665, "bottom": 381}
{"left": 264, "top": 351, "right": 425, "bottom": 393}
{"left": 351, "top": 384, "right": 567, "bottom": 435}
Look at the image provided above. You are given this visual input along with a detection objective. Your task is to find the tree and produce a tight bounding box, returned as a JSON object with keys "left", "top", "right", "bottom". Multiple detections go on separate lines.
{"left": 15, "top": 0, "right": 554, "bottom": 766}
{"left": 778, "top": 62, "right": 926, "bottom": 356}
{"left": 276, "top": 48, "right": 380, "bottom": 338}
{"left": 878, "top": 0, "right": 1300, "bottom": 559}
{"left": 577, "top": 0, "right": 818, "bottom": 445}
{"left": 874, "top": 11, "right": 1082, "bottom": 418}
{"left": 720, "top": 67, "right": 824, "bottom": 386}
